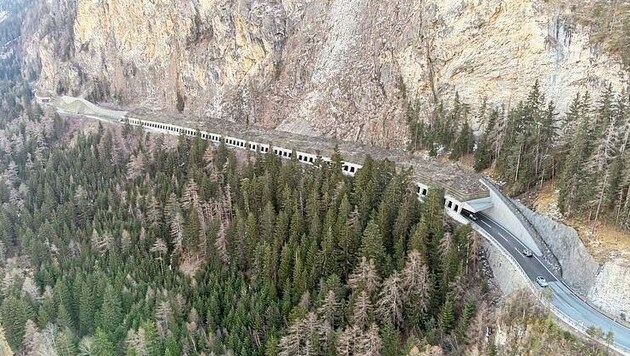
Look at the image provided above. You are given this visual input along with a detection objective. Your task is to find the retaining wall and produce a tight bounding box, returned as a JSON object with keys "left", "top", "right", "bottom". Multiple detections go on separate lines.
{"left": 480, "top": 181, "right": 542, "bottom": 255}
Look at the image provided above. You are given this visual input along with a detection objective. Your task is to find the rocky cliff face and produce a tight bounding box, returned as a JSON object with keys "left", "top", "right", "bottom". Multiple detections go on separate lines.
{"left": 588, "top": 260, "right": 630, "bottom": 320}
{"left": 21, "top": 0, "right": 629, "bottom": 146}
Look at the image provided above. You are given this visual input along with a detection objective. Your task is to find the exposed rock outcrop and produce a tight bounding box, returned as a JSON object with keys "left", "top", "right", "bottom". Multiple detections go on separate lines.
{"left": 21, "top": 0, "right": 628, "bottom": 147}
{"left": 588, "top": 260, "right": 630, "bottom": 321}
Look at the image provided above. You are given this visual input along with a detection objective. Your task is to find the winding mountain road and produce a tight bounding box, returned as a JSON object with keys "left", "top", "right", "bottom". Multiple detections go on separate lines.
{"left": 471, "top": 213, "right": 630, "bottom": 353}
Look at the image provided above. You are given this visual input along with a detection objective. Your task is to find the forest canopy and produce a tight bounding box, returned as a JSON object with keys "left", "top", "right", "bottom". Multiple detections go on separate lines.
{"left": 0, "top": 90, "right": 492, "bottom": 354}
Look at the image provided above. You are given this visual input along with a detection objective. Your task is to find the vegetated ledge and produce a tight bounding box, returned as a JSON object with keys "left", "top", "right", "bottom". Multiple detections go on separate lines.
{"left": 128, "top": 108, "right": 488, "bottom": 202}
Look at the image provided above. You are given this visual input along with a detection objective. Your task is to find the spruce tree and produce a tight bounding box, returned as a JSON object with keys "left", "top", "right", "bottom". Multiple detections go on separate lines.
{"left": 359, "top": 220, "right": 388, "bottom": 274}
{"left": 438, "top": 297, "right": 455, "bottom": 332}
{"left": 99, "top": 284, "right": 122, "bottom": 336}
{"left": 380, "top": 320, "right": 402, "bottom": 356}
{"left": 0, "top": 294, "right": 32, "bottom": 352}
{"left": 558, "top": 96, "right": 596, "bottom": 215}
{"left": 92, "top": 328, "right": 116, "bottom": 356}
{"left": 450, "top": 121, "right": 473, "bottom": 161}
{"left": 56, "top": 327, "right": 78, "bottom": 356}
{"left": 79, "top": 281, "right": 95, "bottom": 336}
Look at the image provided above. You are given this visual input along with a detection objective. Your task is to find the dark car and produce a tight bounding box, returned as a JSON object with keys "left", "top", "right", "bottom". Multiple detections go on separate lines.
{"left": 522, "top": 248, "right": 533, "bottom": 257}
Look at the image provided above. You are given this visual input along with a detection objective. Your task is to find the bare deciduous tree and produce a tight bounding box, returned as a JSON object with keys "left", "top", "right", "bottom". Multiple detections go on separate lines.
{"left": 377, "top": 271, "right": 404, "bottom": 328}
{"left": 352, "top": 291, "right": 372, "bottom": 330}
{"left": 317, "top": 290, "right": 339, "bottom": 325}
{"left": 155, "top": 300, "right": 172, "bottom": 339}
{"left": 126, "top": 152, "right": 145, "bottom": 181}
{"left": 125, "top": 328, "right": 149, "bottom": 356}
{"left": 347, "top": 257, "right": 381, "bottom": 294}
{"left": 336, "top": 325, "right": 360, "bottom": 356}
{"left": 357, "top": 323, "right": 382, "bottom": 356}
{"left": 215, "top": 221, "right": 229, "bottom": 265}
{"left": 182, "top": 179, "right": 200, "bottom": 211}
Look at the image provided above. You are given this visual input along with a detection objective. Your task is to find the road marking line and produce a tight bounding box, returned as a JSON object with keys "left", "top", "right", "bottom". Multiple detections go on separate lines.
{"left": 487, "top": 227, "right": 510, "bottom": 242}
{"left": 495, "top": 231, "right": 510, "bottom": 242}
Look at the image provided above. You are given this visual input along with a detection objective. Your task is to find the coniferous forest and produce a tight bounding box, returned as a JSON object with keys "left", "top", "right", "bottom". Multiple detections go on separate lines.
{"left": 0, "top": 2, "right": 625, "bottom": 353}
{"left": 409, "top": 82, "right": 630, "bottom": 229}
{"left": 0, "top": 88, "right": 489, "bottom": 354}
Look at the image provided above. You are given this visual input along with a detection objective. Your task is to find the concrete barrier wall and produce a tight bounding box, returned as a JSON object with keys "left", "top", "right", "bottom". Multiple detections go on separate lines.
{"left": 482, "top": 184, "right": 543, "bottom": 255}
{"left": 482, "top": 180, "right": 564, "bottom": 271}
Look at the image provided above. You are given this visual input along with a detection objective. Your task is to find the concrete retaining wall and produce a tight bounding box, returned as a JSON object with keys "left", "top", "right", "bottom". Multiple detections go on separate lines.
{"left": 481, "top": 183, "right": 542, "bottom": 255}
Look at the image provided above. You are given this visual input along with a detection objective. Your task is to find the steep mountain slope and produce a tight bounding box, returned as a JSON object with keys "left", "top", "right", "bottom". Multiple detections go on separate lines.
{"left": 21, "top": 0, "right": 628, "bottom": 146}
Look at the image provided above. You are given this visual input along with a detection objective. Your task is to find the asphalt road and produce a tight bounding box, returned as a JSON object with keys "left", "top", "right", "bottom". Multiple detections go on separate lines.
{"left": 472, "top": 213, "right": 630, "bottom": 353}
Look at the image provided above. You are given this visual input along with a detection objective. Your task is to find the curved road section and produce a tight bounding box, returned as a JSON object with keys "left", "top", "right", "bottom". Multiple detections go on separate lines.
{"left": 472, "top": 213, "right": 630, "bottom": 354}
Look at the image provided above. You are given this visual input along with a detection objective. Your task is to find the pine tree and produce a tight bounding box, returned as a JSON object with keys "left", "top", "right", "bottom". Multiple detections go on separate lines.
{"left": 359, "top": 220, "right": 388, "bottom": 273}
{"left": 92, "top": 328, "right": 116, "bottom": 356}
{"left": 438, "top": 297, "right": 455, "bottom": 332}
{"left": 1, "top": 294, "right": 33, "bottom": 351}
